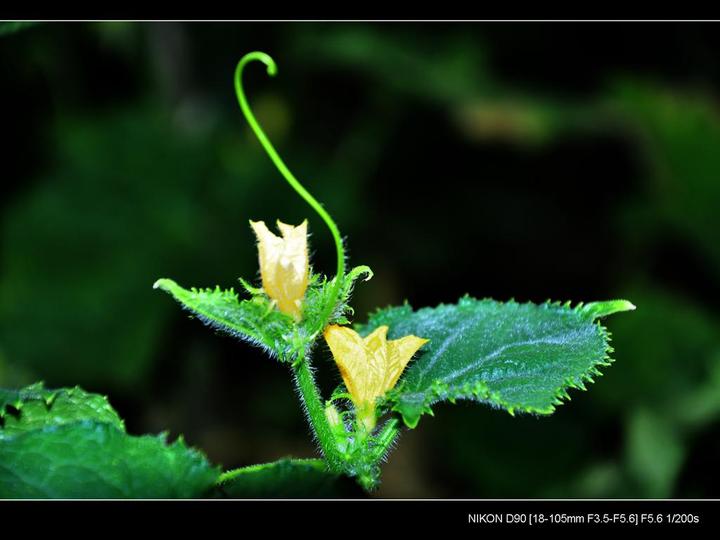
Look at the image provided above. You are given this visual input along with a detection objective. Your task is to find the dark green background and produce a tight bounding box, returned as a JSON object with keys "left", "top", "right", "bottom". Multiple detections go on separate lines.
{"left": 1, "top": 22, "right": 719, "bottom": 497}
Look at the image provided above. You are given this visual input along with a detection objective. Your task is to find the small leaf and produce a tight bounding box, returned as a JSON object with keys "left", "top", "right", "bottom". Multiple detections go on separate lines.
{"left": 0, "top": 421, "right": 219, "bottom": 498}
{"left": 154, "top": 278, "right": 298, "bottom": 359}
{"left": 154, "top": 266, "right": 373, "bottom": 362}
{"left": 215, "top": 458, "right": 357, "bottom": 498}
{"left": 360, "top": 297, "right": 634, "bottom": 428}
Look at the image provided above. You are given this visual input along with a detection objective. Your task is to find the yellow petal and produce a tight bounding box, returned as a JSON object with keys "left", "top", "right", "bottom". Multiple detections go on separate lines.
{"left": 323, "top": 324, "right": 429, "bottom": 430}
{"left": 385, "top": 335, "right": 429, "bottom": 391}
{"left": 362, "top": 325, "right": 392, "bottom": 404}
{"left": 323, "top": 324, "right": 369, "bottom": 405}
{"left": 250, "top": 219, "right": 309, "bottom": 320}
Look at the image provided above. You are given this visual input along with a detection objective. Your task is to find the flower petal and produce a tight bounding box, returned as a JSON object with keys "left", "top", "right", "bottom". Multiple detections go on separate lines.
{"left": 324, "top": 324, "right": 429, "bottom": 412}
{"left": 250, "top": 219, "right": 309, "bottom": 320}
{"left": 385, "top": 335, "right": 429, "bottom": 391}
{"left": 323, "top": 324, "right": 367, "bottom": 404}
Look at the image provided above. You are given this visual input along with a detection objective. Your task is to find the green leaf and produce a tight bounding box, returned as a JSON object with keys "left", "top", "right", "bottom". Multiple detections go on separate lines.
{"left": 0, "top": 384, "right": 123, "bottom": 436}
{"left": 0, "top": 383, "right": 218, "bottom": 498}
{"left": 0, "top": 421, "right": 218, "bottom": 498}
{"left": 360, "top": 297, "right": 635, "bottom": 428}
{"left": 153, "top": 279, "right": 296, "bottom": 358}
{"left": 154, "top": 266, "right": 372, "bottom": 362}
{"left": 215, "top": 458, "right": 354, "bottom": 498}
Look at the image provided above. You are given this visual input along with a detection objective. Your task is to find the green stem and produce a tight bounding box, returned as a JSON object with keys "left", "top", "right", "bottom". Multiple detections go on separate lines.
{"left": 292, "top": 354, "right": 343, "bottom": 471}
{"left": 373, "top": 417, "right": 401, "bottom": 461}
{"left": 234, "top": 51, "right": 346, "bottom": 316}
{"left": 233, "top": 51, "right": 352, "bottom": 478}
{"left": 216, "top": 458, "right": 326, "bottom": 486}
{"left": 351, "top": 417, "right": 401, "bottom": 491}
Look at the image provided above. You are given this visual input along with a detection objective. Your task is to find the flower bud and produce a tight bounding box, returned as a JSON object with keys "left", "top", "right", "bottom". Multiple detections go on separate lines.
{"left": 250, "top": 219, "right": 309, "bottom": 321}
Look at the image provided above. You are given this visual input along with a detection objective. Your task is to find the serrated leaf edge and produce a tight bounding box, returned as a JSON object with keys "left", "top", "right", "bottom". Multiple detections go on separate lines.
{"left": 154, "top": 277, "right": 284, "bottom": 355}
{"left": 0, "top": 384, "right": 124, "bottom": 433}
{"left": 365, "top": 297, "right": 628, "bottom": 428}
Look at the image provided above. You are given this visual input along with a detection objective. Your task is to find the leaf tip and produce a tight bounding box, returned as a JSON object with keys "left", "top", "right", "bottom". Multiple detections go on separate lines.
{"left": 580, "top": 299, "right": 636, "bottom": 320}
{"left": 153, "top": 278, "right": 174, "bottom": 291}
{"left": 402, "top": 414, "right": 421, "bottom": 429}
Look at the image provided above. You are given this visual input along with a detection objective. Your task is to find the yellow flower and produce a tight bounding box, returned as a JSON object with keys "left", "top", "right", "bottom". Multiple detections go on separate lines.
{"left": 323, "top": 324, "right": 429, "bottom": 431}
{"left": 250, "top": 219, "right": 309, "bottom": 321}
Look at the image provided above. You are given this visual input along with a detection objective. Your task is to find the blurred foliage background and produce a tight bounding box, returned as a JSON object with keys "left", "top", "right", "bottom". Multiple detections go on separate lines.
{"left": 1, "top": 22, "right": 719, "bottom": 498}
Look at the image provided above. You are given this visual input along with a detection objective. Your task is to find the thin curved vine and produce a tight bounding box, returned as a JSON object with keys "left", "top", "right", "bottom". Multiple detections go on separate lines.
{"left": 234, "top": 51, "right": 346, "bottom": 329}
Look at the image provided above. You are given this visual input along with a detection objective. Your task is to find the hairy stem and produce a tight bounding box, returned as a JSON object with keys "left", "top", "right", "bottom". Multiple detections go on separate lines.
{"left": 216, "top": 458, "right": 326, "bottom": 486}
{"left": 292, "top": 355, "right": 343, "bottom": 471}
{"left": 373, "top": 417, "right": 401, "bottom": 461}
